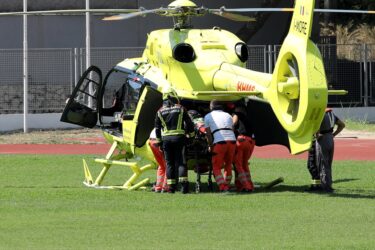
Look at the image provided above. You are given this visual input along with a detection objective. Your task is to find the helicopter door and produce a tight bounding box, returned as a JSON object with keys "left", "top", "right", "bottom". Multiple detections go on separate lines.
{"left": 60, "top": 66, "right": 102, "bottom": 128}
{"left": 123, "top": 85, "right": 162, "bottom": 148}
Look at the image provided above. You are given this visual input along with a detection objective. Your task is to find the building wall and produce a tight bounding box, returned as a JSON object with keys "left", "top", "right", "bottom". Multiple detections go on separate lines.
{"left": 0, "top": 0, "right": 294, "bottom": 49}
{"left": 0, "top": 0, "right": 137, "bottom": 11}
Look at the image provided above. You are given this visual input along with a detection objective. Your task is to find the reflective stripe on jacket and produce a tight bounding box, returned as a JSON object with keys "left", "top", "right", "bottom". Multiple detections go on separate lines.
{"left": 154, "top": 103, "right": 195, "bottom": 141}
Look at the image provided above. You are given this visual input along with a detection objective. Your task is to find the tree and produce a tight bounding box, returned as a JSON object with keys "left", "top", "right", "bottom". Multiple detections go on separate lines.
{"left": 327, "top": 0, "right": 375, "bottom": 26}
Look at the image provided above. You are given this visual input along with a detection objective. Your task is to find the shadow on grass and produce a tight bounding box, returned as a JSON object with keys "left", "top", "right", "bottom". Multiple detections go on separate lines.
{"left": 257, "top": 184, "right": 375, "bottom": 200}
{"left": 333, "top": 178, "right": 360, "bottom": 184}
{"left": 183, "top": 180, "right": 375, "bottom": 200}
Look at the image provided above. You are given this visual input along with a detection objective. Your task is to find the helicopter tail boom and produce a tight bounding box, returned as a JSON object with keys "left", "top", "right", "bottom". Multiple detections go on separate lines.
{"left": 212, "top": 62, "right": 271, "bottom": 95}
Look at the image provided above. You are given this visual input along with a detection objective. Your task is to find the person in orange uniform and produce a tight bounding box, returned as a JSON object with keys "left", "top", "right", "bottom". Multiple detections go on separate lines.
{"left": 149, "top": 128, "right": 168, "bottom": 193}
{"left": 232, "top": 103, "right": 255, "bottom": 193}
{"left": 204, "top": 100, "right": 236, "bottom": 193}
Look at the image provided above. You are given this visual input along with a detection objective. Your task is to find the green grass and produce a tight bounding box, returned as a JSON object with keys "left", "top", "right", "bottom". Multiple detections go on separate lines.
{"left": 344, "top": 119, "right": 375, "bottom": 132}
{"left": 0, "top": 155, "right": 374, "bottom": 249}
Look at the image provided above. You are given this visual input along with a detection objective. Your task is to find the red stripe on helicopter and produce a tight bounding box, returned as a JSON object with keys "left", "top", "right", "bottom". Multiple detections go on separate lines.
{"left": 237, "top": 81, "right": 256, "bottom": 91}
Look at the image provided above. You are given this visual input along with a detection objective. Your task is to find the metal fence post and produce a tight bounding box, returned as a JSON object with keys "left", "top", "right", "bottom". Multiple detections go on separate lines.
{"left": 23, "top": 0, "right": 29, "bottom": 133}
{"left": 363, "top": 44, "right": 368, "bottom": 107}
{"left": 79, "top": 48, "right": 84, "bottom": 77}
{"left": 370, "top": 53, "right": 373, "bottom": 104}
{"left": 74, "top": 48, "right": 79, "bottom": 89}
{"left": 263, "top": 46, "right": 267, "bottom": 72}
{"left": 268, "top": 44, "right": 273, "bottom": 74}
{"left": 273, "top": 45, "right": 278, "bottom": 71}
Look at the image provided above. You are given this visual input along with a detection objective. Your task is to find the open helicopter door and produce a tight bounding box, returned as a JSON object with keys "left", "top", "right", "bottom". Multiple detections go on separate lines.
{"left": 122, "top": 85, "right": 162, "bottom": 153}
{"left": 60, "top": 66, "right": 102, "bottom": 128}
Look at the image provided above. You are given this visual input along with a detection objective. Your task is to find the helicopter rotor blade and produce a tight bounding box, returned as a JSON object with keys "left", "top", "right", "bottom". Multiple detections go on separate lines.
{"left": 102, "top": 7, "right": 168, "bottom": 21}
{"left": 211, "top": 7, "right": 375, "bottom": 15}
{"left": 210, "top": 7, "right": 293, "bottom": 13}
{"left": 0, "top": 9, "right": 142, "bottom": 16}
{"left": 0, "top": 6, "right": 373, "bottom": 18}
{"left": 315, "top": 9, "right": 375, "bottom": 14}
{"left": 209, "top": 9, "right": 255, "bottom": 22}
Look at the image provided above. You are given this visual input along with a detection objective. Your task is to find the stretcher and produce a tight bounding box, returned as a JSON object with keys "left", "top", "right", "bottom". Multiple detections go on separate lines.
{"left": 186, "top": 127, "right": 213, "bottom": 193}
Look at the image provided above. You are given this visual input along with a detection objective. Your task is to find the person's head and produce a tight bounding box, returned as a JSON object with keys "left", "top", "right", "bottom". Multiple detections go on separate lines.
{"left": 162, "top": 86, "right": 179, "bottom": 104}
{"left": 325, "top": 107, "right": 332, "bottom": 112}
{"left": 210, "top": 99, "right": 224, "bottom": 111}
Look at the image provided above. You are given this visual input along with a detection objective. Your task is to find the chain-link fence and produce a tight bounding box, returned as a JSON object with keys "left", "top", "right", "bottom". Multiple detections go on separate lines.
{"left": 263, "top": 44, "right": 370, "bottom": 106}
{"left": 368, "top": 45, "right": 375, "bottom": 105}
{"left": 326, "top": 44, "right": 363, "bottom": 106}
{"left": 81, "top": 47, "right": 144, "bottom": 75}
{"left": 246, "top": 45, "right": 268, "bottom": 73}
{"left": 0, "top": 44, "right": 374, "bottom": 114}
{"left": 0, "top": 48, "right": 73, "bottom": 114}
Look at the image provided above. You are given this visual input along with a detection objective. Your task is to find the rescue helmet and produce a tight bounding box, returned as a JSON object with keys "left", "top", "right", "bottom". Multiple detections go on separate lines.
{"left": 162, "top": 86, "right": 179, "bottom": 101}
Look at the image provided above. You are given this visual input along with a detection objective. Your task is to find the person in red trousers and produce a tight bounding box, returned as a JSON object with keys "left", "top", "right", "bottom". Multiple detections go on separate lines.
{"left": 149, "top": 128, "right": 167, "bottom": 193}
{"left": 204, "top": 100, "right": 236, "bottom": 193}
{"left": 232, "top": 103, "right": 255, "bottom": 193}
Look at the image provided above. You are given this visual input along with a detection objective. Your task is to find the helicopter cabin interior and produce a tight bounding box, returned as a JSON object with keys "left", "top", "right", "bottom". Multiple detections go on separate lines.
{"left": 99, "top": 65, "right": 213, "bottom": 138}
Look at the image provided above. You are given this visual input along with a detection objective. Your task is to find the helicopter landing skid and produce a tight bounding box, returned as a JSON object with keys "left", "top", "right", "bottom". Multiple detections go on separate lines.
{"left": 82, "top": 181, "right": 148, "bottom": 190}
{"left": 82, "top": 140, "right": 154, "bottom": 191}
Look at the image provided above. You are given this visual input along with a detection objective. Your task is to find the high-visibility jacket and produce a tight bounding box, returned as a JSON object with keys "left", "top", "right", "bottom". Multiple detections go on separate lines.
{"left": 155, "top": 102, "right": 195, "bottom": 142}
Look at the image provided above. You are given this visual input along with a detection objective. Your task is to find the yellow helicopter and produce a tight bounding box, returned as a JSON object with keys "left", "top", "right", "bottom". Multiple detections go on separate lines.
{"left": 3, "top": 0, "right": 363, "bottom": 190}
{"left": 64, "top": 0, "right": 344, "bottom": 190}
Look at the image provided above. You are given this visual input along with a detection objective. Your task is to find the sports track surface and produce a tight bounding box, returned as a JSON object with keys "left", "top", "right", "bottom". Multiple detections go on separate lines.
{"left": 0, "top": 138, "right": 374, "bottom": 161}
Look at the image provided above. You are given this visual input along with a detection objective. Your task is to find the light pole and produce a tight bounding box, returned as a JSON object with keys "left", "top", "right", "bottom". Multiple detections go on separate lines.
{"left": 23, "top": 0, "right": 28, "bottom": 133}
{"left": 86, "top": 0, "right": 94, "bottom": 108}
{"left": 86, "top": 0, "right": 91, "bottom": 69}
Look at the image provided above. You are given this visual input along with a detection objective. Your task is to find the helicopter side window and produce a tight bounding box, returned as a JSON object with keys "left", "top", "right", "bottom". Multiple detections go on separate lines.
{"left": 100, "top": 70, "right": 143, "bottom": 129}
{"left": 123, "top": 78, "right": 142, "bottom": 118}
{"left": 101, "top": 70, "right": 128, "bottom": 117}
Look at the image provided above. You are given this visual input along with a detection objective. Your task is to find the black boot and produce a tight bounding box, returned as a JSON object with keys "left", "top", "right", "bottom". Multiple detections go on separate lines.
{"left": 305, "top": 184, "right": 322, "bottom": 192}
{"left": 168, "top": 184, "right": 176, "bottom": 194}
{"left": 181, "top": 181, "right": 189, "bottom": 194}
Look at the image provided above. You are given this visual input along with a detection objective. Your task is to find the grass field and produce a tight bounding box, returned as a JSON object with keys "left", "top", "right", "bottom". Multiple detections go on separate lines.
{"left": 0, "top": 155, "right": 374, "bottom": 249}
{"left": 344, "top": 119, "right": 375, "bottom": 132}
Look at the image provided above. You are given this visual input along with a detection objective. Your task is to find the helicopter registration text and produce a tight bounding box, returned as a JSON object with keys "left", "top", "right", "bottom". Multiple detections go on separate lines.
{"left": 293, "top": 20, "right": 307, "bottom": 35}
{"left": 237, "top": 81, "right": 256, "bottom": 91}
